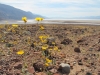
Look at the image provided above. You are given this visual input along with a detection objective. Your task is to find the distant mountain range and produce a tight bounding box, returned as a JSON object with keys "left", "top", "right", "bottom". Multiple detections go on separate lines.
{"left": 0, "top": 3, "right": 44, "bottom": 20}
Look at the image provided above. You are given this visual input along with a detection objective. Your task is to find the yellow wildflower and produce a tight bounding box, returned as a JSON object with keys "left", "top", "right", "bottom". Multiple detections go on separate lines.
{"left": 42, "top": 44, "right": 48, "bottom": 50}
{"left": 46, "top": 58, "right": 52, "bottom": 63}
{"left": 12, "top": 24, "right": 18, "bottom": 28}
{"left": 35, "top": 17, "right": 43, "bottom": 21}
{"left": 54, "top": 46, "right": 58, "bottom": 50}
{"left": 39, "top": 35, "right": 49, "bottom": 39}
{"left": 16, "top": 50, "right": 24, "bottom": 55}
{"left": 39, "top": 35, "right": 43, "bottom": 40}
{"left": 22, "top": 16, "right": 27, "bottom": 23}
{"left": 45, "top": 63, "right": 49, "bottom": 67}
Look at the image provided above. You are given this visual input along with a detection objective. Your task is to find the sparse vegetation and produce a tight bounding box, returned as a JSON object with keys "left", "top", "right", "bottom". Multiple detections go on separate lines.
{"left": 0, "top": 17, "right": 100, "bottom": 75}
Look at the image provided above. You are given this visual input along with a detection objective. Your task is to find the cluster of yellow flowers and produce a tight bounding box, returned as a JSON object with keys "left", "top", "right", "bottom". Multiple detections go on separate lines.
{"left": 34, "top": 17, "right": 61, "bottom": 67}
{"left": 13, "top": 16, "right": 60, "bottom": 68}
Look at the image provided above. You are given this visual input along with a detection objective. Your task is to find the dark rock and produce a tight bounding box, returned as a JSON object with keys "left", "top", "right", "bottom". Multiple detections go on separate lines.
{"left": 48, "top": 55, "right": 55, "bottom": 60}
{"left": 90, "top": 63, "right": 94, "bottom": 66}
{"left": 0, "top": 60, "right": 5, "bottom": 65}
{"left": 78, "top": 59, "right": 82, "bottom": 62}
{"left": 11, "top": 58, "right": 20, "bottom": 62}
{"left": 33, "top": 62, "right": 44, "bottom": 72}
{"left": 74, "top": 47, "right": 81, "bottom": 53}
{"left": 98, "top": 39, "right": 100, "bottom": 43}
{"left": 97, "top": 47, "right": 100, "bottom": 51}
{"left": 78, "top": 62, "right": 83, "bottom": 65}
{"left": 85, "top": 43, "right": 88, "bottom": 46}
{"left": 6, "top": 43, "right": 14, "bottom": 47}
{"left": 78, "top": 60, "right": 83, "bottom": 65}
{"left": 44, "top": 50, "right": 50, "bottom": 57}
{"left": 77, "top": 39, "right": 85, "bottom": 43}
{"left": 0, "top": 70, "right": 4, "bottom": 74}
{"left": 61, "top": 38, "right": 72, "bottom": 45}
{"left": 98, "top": 72, "right": 100, "bottom": 75}
{"left": 14, "top": 63, "right": 22, "bottom": 69}
{"left": 84, "top": 57, "right": 88, "bottom": 60}
{"left": 86, "top": 72, "right": 92, "bottom": 75}
{"left": 92, "top": 54, "right": 96, "bottom": 56}
{"left": 31, "top": 43, "right": 34, "bottom": 48}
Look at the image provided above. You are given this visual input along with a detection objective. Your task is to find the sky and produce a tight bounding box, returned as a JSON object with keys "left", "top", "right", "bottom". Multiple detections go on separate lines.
{"left": 0, "top": 0, "right": 100, "bottom": 19}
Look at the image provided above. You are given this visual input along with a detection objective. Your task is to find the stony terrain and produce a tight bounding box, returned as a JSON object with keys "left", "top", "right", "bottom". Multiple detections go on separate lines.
{"left": 0, "top": 24, "right": 100, "bottom": 75}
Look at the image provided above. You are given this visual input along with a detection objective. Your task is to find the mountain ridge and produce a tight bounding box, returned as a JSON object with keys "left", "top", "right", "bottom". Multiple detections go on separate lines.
{"left": 0, "top": 3, "right": 44, "bottom": 20}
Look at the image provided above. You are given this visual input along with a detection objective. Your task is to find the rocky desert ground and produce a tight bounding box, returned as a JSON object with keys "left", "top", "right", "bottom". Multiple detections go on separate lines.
{"left": 0, "top": 23, "right": 100, "bottom": 75}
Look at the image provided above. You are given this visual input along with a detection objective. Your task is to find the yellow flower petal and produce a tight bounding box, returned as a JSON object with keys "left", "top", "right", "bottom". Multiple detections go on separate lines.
{"left": 45, "top": 63, "right": 49, "bottom": 66}
{"left": 22, "top": 17, "right": 27, "bottom": 23}
{"left": 46, "top": 58, "right": 52, "bottom": 63}
{"left": 54, "top": 46, "right": 58, "bottom": 50}
{"left": 42, "top": 44, "right": 48, "bottom": 50}
{"left": 17, "top": 50, "right": 24, "bottom": 55}
{"left": 35, "top": 17, "right": 43, "bottom": 21}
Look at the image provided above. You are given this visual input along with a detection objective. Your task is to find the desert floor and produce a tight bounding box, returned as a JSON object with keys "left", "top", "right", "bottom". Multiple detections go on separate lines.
{"left": 0, "top": 23, "right": 100, "bottom": 75}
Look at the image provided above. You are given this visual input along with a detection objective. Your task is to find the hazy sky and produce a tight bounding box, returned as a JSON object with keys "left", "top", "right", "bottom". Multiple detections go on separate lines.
{"left": 0, "top": 0, "right": 100, "bottom": 18}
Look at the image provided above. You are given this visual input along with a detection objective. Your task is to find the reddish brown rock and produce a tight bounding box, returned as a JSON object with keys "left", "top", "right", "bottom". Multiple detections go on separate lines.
{"left": 28, "top": 66, "right": 35, "bottom": 74}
